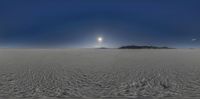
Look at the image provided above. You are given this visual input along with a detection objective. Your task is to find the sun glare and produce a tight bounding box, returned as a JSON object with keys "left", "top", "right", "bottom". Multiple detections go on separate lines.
{"left": 97, "top": 37, "right": 103, "bottom": 43}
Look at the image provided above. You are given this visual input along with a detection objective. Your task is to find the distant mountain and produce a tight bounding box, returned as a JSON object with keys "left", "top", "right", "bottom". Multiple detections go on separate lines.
{"left": 119, "top": 45, "right": 172, "bottom": 49}
{"left": 97, "top": 47, "right": 109, "bottom": 49}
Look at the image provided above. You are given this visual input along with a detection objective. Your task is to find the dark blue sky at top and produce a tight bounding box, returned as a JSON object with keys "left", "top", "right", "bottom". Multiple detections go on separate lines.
{"left": 0, "top": 0, "right": 200, "bottom": 48}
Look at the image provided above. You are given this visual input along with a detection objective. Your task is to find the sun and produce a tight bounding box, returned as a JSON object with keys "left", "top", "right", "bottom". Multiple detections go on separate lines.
{"left": 97, "top": 37, "right": 103, "bottom": 43}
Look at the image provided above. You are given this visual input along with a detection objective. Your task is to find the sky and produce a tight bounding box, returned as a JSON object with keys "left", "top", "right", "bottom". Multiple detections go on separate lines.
{"left": 0, "top": 0, "right": 200, "bottom": 48}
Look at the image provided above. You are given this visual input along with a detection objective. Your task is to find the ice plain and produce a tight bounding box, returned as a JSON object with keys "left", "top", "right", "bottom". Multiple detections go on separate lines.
{"left": 0, "top": 49, "right": 200, "bottom": 99}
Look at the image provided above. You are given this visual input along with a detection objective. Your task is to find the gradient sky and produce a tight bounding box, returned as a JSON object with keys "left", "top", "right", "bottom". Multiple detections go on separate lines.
{"left": 0, "top": 0, "right": 200, "bottom": 48}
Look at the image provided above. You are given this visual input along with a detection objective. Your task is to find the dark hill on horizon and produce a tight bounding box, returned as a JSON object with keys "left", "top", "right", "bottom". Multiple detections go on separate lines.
{"left": 119, "top": 45, "right": 173, "bottom": 49}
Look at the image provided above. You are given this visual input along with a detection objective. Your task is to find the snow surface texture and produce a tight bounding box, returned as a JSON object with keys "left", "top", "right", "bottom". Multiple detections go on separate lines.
{"left": 0, "top": 49, "right": 200, "bottom": 99}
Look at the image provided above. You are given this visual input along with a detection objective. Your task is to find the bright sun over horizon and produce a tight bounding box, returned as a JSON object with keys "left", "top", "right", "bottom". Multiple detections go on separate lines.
{"left": 97, "top": 37, "right": 103, "bottom": 43}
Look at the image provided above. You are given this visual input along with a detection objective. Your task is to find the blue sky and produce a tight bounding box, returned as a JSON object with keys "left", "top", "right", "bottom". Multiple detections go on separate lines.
{"left": 0, "top": 0, "right": 200, "bottom": 48}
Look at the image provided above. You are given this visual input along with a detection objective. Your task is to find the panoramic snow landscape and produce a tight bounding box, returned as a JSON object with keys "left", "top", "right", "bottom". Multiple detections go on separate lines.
{"left": 0, "top": 49, "right": 200, "bottom": 99}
